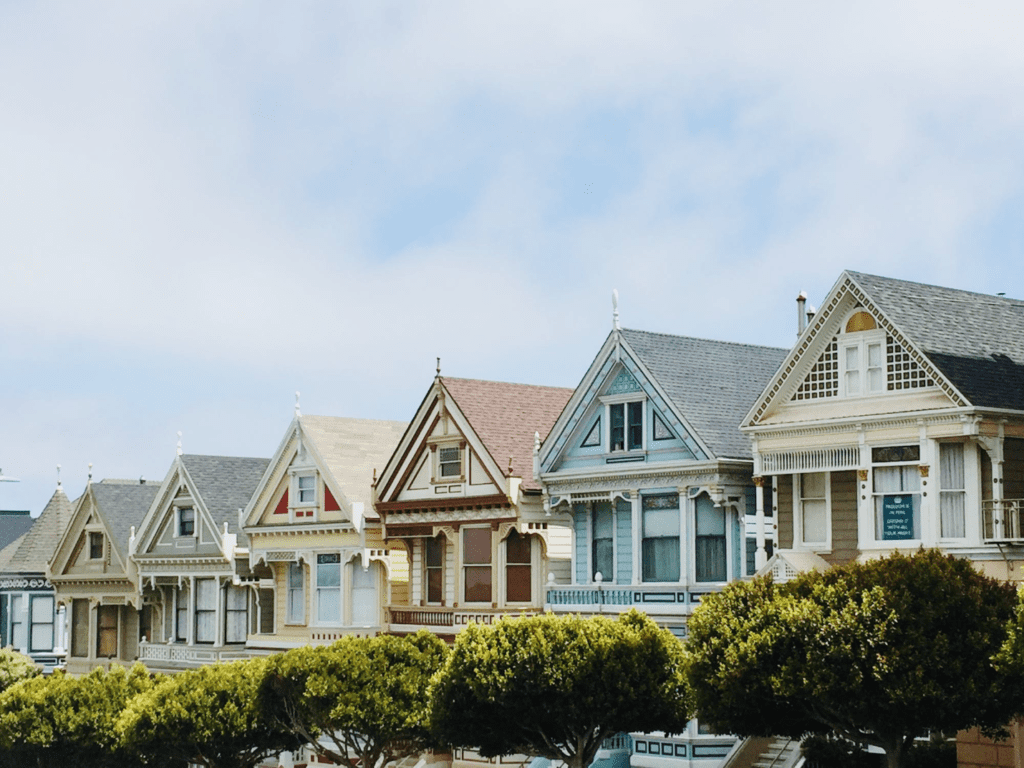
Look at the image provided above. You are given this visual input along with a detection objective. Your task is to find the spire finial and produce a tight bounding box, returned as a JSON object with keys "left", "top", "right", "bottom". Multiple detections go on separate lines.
{"left": 56, "top": 464, "right": 62, "bottom": 489}
{"left": 612, "top": 289, "right": 620, "bottom": 331}
{"left": 295, "top": 391, "right": 301, "bottom": 417}
{"left": 436, "top": 357, "right": 441, "bottom": 377}
{"left": 176, "top": 431, "right": 183, "bottom": 456}
{"left": 88, "top": 462, "right": 93, "bottom": 484}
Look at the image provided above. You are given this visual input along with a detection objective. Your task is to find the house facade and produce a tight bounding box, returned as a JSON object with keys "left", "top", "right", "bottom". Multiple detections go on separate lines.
{"left": 537, "top": 322, "right": 787, "bottom": 767}
{"left": 132, "top": 453, "right": 270, "bottom": 673}
{"left": 47, "top": 477, "right": 159, "bottom": 675}
{"left": 241, "top": 413, "right": 407, "bottom": 653}
{"left": 375, "top": 375, "right": 573, "bottom": 639}
{"left": 0, "top": 486, "right": 72, "bottom": 670}
{"left": 742, "top": 272, "right": 1024, "bottom": 581}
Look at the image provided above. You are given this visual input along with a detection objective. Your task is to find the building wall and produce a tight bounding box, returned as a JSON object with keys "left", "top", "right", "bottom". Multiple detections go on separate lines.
{"left": 776, "top": 475, "right": 794, "bottom": 550}
{"left": 826, "top": 470, "right": 859, "bottom": 566}
{"left": 958, "top": 721, "right": 1023, "bottom": 768}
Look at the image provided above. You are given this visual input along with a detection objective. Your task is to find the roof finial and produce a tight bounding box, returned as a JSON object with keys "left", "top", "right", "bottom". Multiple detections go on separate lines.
{"left": 436, "top": 357, "right": 441, "bottom": 377}
{"left": 612, "top": 289, "right": 620, "bottom": 331}
{"left": 88, "top": 462, "right": 93, "bottom": 484}
{"left": 176, "top": 431, "right": 183, "bottom": 456}
{"left": 56, "top": 464, "right": 62, "bottom": 489}
{"left": 295, "top": 391, "right": 301, "bottom": 418}
{"left": 508, "top": 456, "right": 514, "bottom": 476}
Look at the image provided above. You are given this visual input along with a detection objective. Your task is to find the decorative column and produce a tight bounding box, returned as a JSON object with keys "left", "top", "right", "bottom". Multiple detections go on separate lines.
{"left": 754, "top": 477, "right": 767, "bottom": 569}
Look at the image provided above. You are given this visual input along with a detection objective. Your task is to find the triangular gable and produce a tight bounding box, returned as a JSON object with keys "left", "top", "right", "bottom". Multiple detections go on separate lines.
{"left": 375, "top": 378, "right": 508, "bottom": 505}
{"left": 133, "top": 456, "right": 228, "bottom": 559}
{"left": 540, "top": 331, "right": 710, "bottom": 474}
{"left": 745, "top": 272, "right": 967, "bottom": 427}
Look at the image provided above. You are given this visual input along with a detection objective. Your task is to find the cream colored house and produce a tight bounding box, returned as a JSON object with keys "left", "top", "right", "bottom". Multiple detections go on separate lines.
{"left": 241, "top": 412, "right": 407, "bottom": 652}
{"left": 47, "top": 477, "right": 159, "bottom": 675}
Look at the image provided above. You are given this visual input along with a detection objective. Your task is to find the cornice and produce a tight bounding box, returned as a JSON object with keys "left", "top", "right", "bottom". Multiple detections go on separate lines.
{"left": 384, "top": 507, "right": 518, "bottom": 526}
{"left": 745, "top": 410, "right": 968, "bottom": 439}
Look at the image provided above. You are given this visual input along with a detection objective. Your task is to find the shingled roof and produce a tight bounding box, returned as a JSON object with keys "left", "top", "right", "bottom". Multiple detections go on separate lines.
{"left": 91, "top": 480, "right": 161, "bottom": 559}
{"left": 441, "top": 377, "right": 574, "bottom": 491}
{"left": 620, "top": 329, "right": 788, "bottom": 460}
{"left": 848, "top": 272, "right": 1024, "bottom": 411}
{"left": 0, "top": 487, "right": 73, "bottom": 574}
{"left": 179, "top": 455, "right": 270, "bottom": 547}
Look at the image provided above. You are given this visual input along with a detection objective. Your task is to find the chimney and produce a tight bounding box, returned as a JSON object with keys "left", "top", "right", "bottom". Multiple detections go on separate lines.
{"left": 796, "top": 292, "right": 807, "bottom": 335}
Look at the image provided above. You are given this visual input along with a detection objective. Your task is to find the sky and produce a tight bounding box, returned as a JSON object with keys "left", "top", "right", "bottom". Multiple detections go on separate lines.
{"left": 3, "top": 2, "right": 1024, "bottom": 513}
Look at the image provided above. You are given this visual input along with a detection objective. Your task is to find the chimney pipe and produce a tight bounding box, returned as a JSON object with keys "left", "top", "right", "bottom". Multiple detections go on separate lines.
{"left": 806, "top": 305, "right": 817, "bottom": 328}
{"left": 796, "top": 292, "right": 807, "bottom": 335}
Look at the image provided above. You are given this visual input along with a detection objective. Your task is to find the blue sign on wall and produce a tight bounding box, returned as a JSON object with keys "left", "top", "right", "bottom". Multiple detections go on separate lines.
{"left": 882, "top": 495, "right": 915, "bottom": 540}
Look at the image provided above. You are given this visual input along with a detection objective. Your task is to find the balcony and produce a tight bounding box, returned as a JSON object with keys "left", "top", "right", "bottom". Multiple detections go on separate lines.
{"left": 385, "top": 605, "right": 543, "bottom": 634}
{"left": 545, "top": 585, "right": 717, "bottom": 618}
{"left": 983, "top": 499, "right": 1024, "bottom": 542}
{"left": 138, "top": 641, "right": 252, "bottom": 670}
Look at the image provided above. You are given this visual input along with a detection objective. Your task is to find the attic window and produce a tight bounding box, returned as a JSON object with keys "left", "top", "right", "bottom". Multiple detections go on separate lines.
{"left": 178, "top": 508, "right": 195, "bottom": 537}
{"left": 439, "top": 447, "right": 461, "bottom": 478}
{"left": 89, "top": 532, "right": 104, "bottom": 560}
{"left": 297, "top": 474, "right": 316, "bottom": 504}
{"left": 845, "top": 311, "right": 877, "bottom": 333}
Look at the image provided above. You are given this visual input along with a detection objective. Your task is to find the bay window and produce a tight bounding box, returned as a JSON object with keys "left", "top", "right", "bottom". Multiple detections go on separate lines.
{"left": 316, "top": 554, "right": 342, "bottom": 624}
{"left": 591, "top": 502, "right": 614, "bottom": 581}
{"left": 695, "top": 496, "right": 726, "bottom": 582}
{"left": 642, "top": 494, "right": 680, "bottom": 582}
{"left": 195, "top": 579, "right": 216, "bottom": 643}
{"left": 225, "top": 585, "right": 247, "bottom": 643}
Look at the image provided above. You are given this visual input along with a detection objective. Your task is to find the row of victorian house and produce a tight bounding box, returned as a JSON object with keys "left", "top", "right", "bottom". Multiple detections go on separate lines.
{"left": 4, "top": 270, "right": 1024, "bottom": 768}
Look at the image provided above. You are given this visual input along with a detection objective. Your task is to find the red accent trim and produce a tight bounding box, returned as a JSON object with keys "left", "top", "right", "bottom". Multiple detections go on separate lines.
{"left": 324, "top": 486, "right": 340, "bottom": 511}
{"left": 273, "top": 489, "right": 289, "bottom": 515}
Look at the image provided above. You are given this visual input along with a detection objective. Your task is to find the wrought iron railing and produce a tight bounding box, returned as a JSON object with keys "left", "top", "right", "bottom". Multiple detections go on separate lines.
{"left": 983, "top": 499, "right": 1024, "bottom": 541}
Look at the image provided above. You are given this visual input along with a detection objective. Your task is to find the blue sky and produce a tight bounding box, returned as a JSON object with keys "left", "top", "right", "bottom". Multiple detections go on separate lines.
{"left": 3, "top": 2, "right": 1024, "bottom": 512}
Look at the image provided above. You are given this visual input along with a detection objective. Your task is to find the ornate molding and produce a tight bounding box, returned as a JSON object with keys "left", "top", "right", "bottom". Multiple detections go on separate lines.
{"left": 386, "top": 507, "right": 514, "bottom": 525}
{"left": 0, "top": 577, "right": 51, "bottom": 590}
{"left": 546, "top": 468, "right": 751, "bottom": 499}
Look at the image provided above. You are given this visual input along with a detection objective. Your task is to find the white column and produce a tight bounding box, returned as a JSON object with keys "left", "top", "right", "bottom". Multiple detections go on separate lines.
{"left": 754, "top": 477, "right": 767, "bottom": 569}
{"left": 630, "top": 490, "right": 641, "bottom": 585}
{"left": 187, "top": 576, "right": 196, "bottom": 645}
{"left": 215, "top": 578, "right": 224, "bottom": 646}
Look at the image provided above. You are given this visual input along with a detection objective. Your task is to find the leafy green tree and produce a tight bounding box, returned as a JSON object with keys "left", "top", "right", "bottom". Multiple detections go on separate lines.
{"left": 0, "top": 663, "right": 158, "bottom": 768}
{"left": 118, "top": 656, "right": 296, "bottom": 768}
{"left": 0, "top": 647, "right": 39, "bottom": 694}
{"left": 429, "top": 610, "right": 691, "bottom": 768}
{"left": 261, "top": 631, "right": 448, "bottom": 768}
{"left": 686, "top": 550, "right": 1024, "bottom": 768}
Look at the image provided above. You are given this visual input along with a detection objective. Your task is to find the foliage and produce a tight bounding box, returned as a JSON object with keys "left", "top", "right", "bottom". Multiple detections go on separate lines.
{"left": 685, "top": 550, "right": 1023, "bottom": 768}
{"left": 0, "top": 648, "right": 39, "bottom": 694}
{"left": 118, "top": 656, "right": 296, "bottom": 768}
{"left": 429, "top": 610, "right": 691, "bottom": 768}
{"left": 261, "top": 631, "right": 448, "bottom": 768}
{"left": 0, "top": 663, "right": 159, "bottom": 768}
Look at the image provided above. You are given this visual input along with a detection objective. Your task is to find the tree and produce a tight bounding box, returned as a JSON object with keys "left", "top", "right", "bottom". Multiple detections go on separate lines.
{"left": 261, "top": 631, "right": 448, "bottom": 768}
{"left": 429, "top": 610, "right": 691, "bottom": 768}
{"left": 685, "top": 549, "right": 1024, "bottom": 768}
{"left": 0, "top": 663, "right": 159, "bottom": 768}
{"left": 0, "top": 648, "right": 39, "bottom": 694}
{"left": 117, "top": 656, "right": 297, "bottom": 768}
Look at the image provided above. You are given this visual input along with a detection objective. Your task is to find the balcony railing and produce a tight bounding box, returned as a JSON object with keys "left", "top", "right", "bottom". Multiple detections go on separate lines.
{"left": 138, "top": 641, "right": 252, "bottom": 668}
{"left": 545, "top": 585, "right": 716, "bottom": 616}
{"left": 385, "top": 605, "right": 542, "bottom": 632}
{"left": 983, "top": 499, "right": 1024, "bottom": 542}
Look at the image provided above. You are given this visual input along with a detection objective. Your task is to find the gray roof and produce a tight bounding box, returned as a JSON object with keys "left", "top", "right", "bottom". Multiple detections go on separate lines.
{"left": 0, "top": 488, "right": 73, "bottom": 574}
{"left": 92, "top": 480, "right": 161, "bottom": 559}
{"left": 620, "top": 329, "right": 788, "bottom": 460}
{"left": 0, "top": 511, "right": 34, "bottom": 553}
{"left": 848, "top": 272, "right": 1024, "bottom": 411}
{"left": 179, "top": 454, "right": 270, "bottom": 546}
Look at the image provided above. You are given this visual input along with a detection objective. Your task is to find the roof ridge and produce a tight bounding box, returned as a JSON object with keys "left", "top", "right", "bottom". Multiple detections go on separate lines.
{"left": 442, "top": 376, "right": 574, "bottom": 392}
{"left": 846, "top": 271, "right": 1024, "bottom": 307}
{"left": 621, "top": 327, "right": 788, "bottom": 353}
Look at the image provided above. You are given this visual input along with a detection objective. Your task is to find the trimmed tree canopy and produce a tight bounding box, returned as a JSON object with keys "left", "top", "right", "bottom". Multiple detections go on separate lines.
{"left": 261, "top": 631, "right": 448, "bottom": 768}
{"left": 685, "top": 550, "right": 1024, "bottom": 768}
{"left": 429, "top": 610, "right": 691, "bottom": 768}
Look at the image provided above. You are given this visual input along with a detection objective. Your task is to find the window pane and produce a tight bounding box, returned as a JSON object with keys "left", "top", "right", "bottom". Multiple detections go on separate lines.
{"left": 802, "top": 499, "right": 827, "bottom": 544}
{"left": 695, "top": 498, "right": 726, "bottom": 582}
{"left": 628, "top": 402, "right": 643, "bottom": 450}
{"left": 32, "top": 623, "right": 54, "bottom": 652}
{"left": 427, "top": 568, "right": 443, "bottom": 603}
{"left": 32, "top": 595, "right": 53, "bottom": 622}
{"left": 506, "top": 564, "right": 531, "bottom": 602}
{"left": 196, "top": 610, "right": 216, "bottom": 643}
{"left": 317, "top": 589, "right": 340, "bottom": 623}
{"left": 351, "top": 564, "right": 378, "bottom": 626}
{"left": 642, "top": 538, "right": 680, "bottom": 582}
{"left": 426, "top": 537, "right": 443, "bottom": 567}
{"left": 695, "top": 503, "right": 726, "bottom": 536}
{"left": 72, "top": 599, "right": 89, "bottom": 657}
{"left": 464, "top": 566, "right": 492, "bottom": 603}
{"left": 97, "top": 606, "right": 118, "bottom": 657}
{"left": 592, "top": 539, "right": 613, "bottom": 581}
{"left": 317, "top": 560, "right": 341, "bottom": 588}
{"left": 940, "top": 444, "right": 965, "bottom": 489}
{"left": 464, "top": 528, "right": 491, "bottom": 564}
{"left": 610, "top": 404, "right": 625, "bottom": 450}
{"left": 802, "top": 472, "right": 826, "bottom": 498}
{"left": 506, "top": 531, "right": 531, "bottom": 564}
{"left": 592, "top": 502, "right": 613, "bottom": 580}
{"left": 196, "top": 579, "right": 217, "bottom": 609}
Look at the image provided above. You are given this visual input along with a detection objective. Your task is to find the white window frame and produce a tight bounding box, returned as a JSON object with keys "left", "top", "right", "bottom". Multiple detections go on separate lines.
{"left": 794, "top": 472, "right": 832, "bottom": 551}
{"left": 286, "top": 562, "right": 305, "bottom": 624}
{"left": 29, "top": 594, "right": 55, "bottom": 653}
{"left": 871, "top": 446, "right": 922, "bottom": 544}
{"left": 838, "top": 329, "right": 885, "bottom": 398}
{"left": 432, "top": 442, "right": 465, "bottom": 483}
{"left": 692, "top": 494, "right": 731, "bottom": 584}
{"left": 315, "top": 553, "right": 342, "bottom": 626}
{"left": 938, "top": 442, "right": 968, "bottom": 542}
{"left": 601, "top": 394, "right": 646, "bottom": 453}
{"left": 176, "top": 507, "right": 196, "bottom": 538}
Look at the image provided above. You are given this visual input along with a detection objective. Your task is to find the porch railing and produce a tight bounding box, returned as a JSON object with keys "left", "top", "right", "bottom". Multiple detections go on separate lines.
{"left": 385, "top": 606, "right": 542, "bottom": 631}
{"left": 545, "top": 585, "right": 714, "bottom": 615}
{"left": 138, "top": 641, "right": 251, "bottom": 668}
{"left": 982, "top": 499, "right": 1024, "bottom": 542}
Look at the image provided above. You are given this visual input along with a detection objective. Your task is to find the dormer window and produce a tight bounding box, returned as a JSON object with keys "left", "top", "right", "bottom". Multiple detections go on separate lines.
{"left": 439, "top": 446, "right": 461, "bottom": 478}
{"left": 89, "top": 532, "right": 104, "bottom": 560}
{"left": 298, "top": 474, "right": 316, "bottom": 504}
{"left": 610, "top": 402, "right": 643, "bottom": 451}
{"left": 292, "top": 472, "right": 317, "bottom": 519}
{"left": 178, "top": 508, "right": 195, "bottom": 537}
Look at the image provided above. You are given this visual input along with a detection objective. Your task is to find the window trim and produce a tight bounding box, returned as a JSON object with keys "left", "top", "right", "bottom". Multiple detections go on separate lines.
{"left": 871, "top": 445, "right": 922, "bottom": 543}
{"left": 693, "top": 494, "right": 730, "bottom": 584}
{"left": 938, "top": 442, "right": 968, "bottom": 541}
{"left": 88, "top": 531, "right": 105, "bottom": 560}
{"left": 315, "top": 553, "right": 342, "bottom": 626}
{"left": 838, "top": 328, "right": 886, "bottom": 399}
{"left": 28, "top": 594, "right": 55, "bottom": 653}
{"left": 641, "top": 493, "right": 681, "bottom": 583}
{"left": 503, "top": 529, "right": 533, "bottom": 605}
{"left": 590, "top": 501, "right": 615, "bottom": 584}
{"left": 462, "top": 526, "right": 493, "bottom": 605}
{"left": 286, "top": 562, "right": 306, "bottom": 624}
{"left": 601, "top": 393, "right": 646, "bottom": 453}
{"left": 177, "top": 507, "right": 196, "bottom": 538}
{"left": 794, "top": 472, "right": 832, "bottom": 551}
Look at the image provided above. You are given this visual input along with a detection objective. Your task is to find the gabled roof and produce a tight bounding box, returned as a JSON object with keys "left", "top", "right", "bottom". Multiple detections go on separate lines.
{"left": 847, "top": 272, "right": 1024, "bottom": 411}
{"left": 441, "top": 378, "right": 573, "bottom": 492}
{"left": 0, "top": 511, "right": 34, "bottom": 552}
{"left": 90, "top": 480, "right": 161, "bottom": 559}
{"left": 0, "top": 487, "right": 73, "bottom": 574}
{"left": 620, "top": 329, "right": 788, "bottom": 460}
{"left": 178, "top": 454, "right": 270, "bottom": 546}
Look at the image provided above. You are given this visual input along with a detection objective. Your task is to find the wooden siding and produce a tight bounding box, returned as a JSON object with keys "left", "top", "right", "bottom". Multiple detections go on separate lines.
{"left": 826, "top": 470, "right": 858, "bottom": 566}
{"left": 776, "top": 475, "right": 793, "bottom": 549}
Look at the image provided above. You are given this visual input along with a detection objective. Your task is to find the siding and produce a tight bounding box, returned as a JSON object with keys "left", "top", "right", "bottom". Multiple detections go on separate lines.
{"left": 615, "top": 499, "right": 632, "bottom": 584}
{"left": 776, "top": 475, "right": 794, "bottom": 549}
{"left": 573, "top": 505, "right": 588, "bottom": 583}
{"left": 389, "top": 543, "right": 410, "bottom": 606}
{"left": 827, "top": 470, "right": 858, "bottom": 566}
